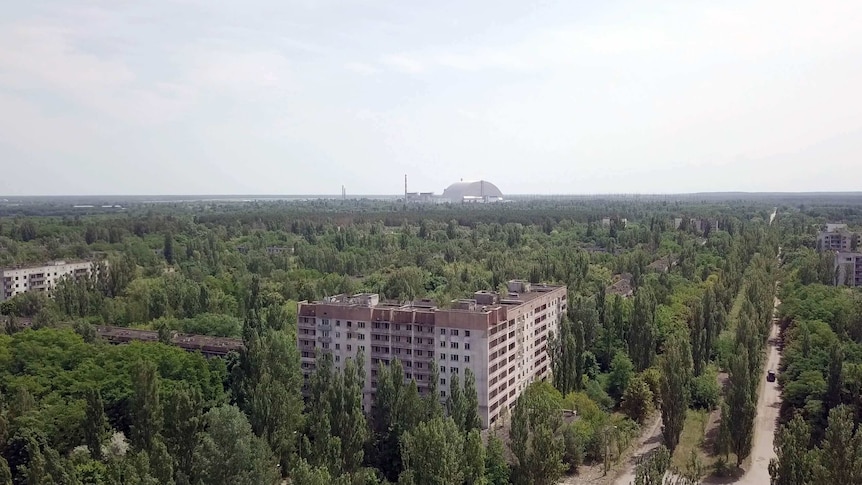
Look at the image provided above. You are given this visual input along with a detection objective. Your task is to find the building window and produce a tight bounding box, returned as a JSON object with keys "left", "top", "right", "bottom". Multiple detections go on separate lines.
{"left": 452, "top": 367, "right": 459, "bottom": 374}
{"left": 335, "top": 332, "right": 340, "bottom": 338}
{"left": 440, "top": 354, "right": 446, "bottom": 360}
{"left": 440, "top": 366, "right": 446, "bottom": 373}
{"left": 416, "top": 362, "right": 424, "bottom": 369}
{"left": 405, "top": 372, "right": 412, "bottom": 379}
{"left": 359, "top": 322, "right": 366, "bottom": 328}
{"left": 335, "top": 344, "right": 340, "bottom": 350}
{"left": 441, "top": 390, "right": 447, "bottom": 397}
{"left": 451, "top": 342, "right": 459, "bottom": 349}
{"left": 417, "top": 350, "right": 423, "bottom": 356}
{"left": 440, "top": 341, "right": 446, "bottom": 348}
{"left": 440, "top": 328, "right": 446, "bottom": 335}
{"left": 335, "top": 355, "right": 340, "bottom": 362}
{"left": 406, "top": 325, "right": 412, "bottom": 331}
{"left": 464, "top": 355, "right": 470, "bottom": 363}
{"left": 451, "top": 329, "right": 459, "bottom": 336}
{"left": 465, "top": 343, "right": 471, "bottom": 350}
{"left": 347, "top": 345, "right": 352, "bottom": 351}
{"left": 347, "top": 321, "right": 352, "bottom": 327}
{"left": 336, "top": 320, "right": 341, "bottom": 327}
{"left": 395, "top": 324, "right": 401, "bottom": 331}
{"left": 465, "top": 330, "right": 471, "bottom": 337}
{"left": 451, "top": 355, "right": 459, "bottom": 362}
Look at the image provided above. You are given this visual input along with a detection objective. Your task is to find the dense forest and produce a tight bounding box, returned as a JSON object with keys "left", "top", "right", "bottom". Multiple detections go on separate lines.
{"left": 0, "top": 197, "right": 859, "bottom": 484}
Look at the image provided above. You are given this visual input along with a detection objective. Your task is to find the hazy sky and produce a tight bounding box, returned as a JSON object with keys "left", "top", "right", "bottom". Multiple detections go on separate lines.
{"left": 2, "top": 0, "right": 861, "bottom": 195}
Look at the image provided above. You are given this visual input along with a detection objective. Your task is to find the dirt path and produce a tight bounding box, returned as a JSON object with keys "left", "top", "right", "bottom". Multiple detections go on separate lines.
{"left": 611, "top": 414, "right": 664, "bottom": 485}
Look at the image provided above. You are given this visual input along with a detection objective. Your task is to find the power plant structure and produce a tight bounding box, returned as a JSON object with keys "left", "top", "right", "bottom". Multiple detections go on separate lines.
{"left": 404, "top": 175, "right": 503, "bottom": 204}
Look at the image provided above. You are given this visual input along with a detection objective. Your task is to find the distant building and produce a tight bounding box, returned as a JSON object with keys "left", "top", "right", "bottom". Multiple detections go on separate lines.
{"left": 405, "top": 192, "right": 437, "bottom": 203}
{"left": 1, "top": 261, "right": 100, "bottom": 301}
{"left": 606, "top": 273, "right": 634, "bottom": 298}
{"left": 441, "top": 180, "right": 504, "bottom": 203}
{"left": 675, "top": 218, "right": 718, "bottom": 233}
{"left": 834, "top": 252, "right": 862, "bottom": 287}
{"left": 297, "top": 280, "right": 566, "bottom": 428}
{"left": 818, "top": 224, "right": 857, "bottom": 252}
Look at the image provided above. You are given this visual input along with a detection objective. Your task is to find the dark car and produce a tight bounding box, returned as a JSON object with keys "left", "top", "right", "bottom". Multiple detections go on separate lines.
{"left": 767, "top": 370, "right": 776, "bottom": 382}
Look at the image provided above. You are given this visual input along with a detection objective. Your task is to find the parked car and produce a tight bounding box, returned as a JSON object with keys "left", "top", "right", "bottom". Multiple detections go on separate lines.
{"left": 767, "top": 370, "right": 776, "bottom": 382}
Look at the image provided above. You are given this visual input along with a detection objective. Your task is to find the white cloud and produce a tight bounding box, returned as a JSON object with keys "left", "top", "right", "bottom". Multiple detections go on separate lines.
{"left": 379, "top": 54, "right": 425, "bottom": 74}
{"left": 344, "top": 61, "right": 379, "bottom": 75}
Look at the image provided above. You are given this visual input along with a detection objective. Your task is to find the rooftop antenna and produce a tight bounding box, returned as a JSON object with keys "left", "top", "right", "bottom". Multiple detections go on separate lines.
{"left": 404, "top": 174, "right": 408, "bottom": 200}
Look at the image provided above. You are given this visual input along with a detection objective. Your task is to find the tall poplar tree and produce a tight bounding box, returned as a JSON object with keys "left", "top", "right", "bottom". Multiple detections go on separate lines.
{"left": 659, "top": 332, "right": 692, "bottom": 452}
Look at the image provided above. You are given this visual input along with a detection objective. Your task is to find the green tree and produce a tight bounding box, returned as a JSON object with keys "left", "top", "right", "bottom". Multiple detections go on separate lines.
{"left": 659, "top": 333, "right": 692, "bottom": 452}
{"left": 304, "top": 352, "right": 341, "bottom": 474}
{"left": 464, "top": 429, "right": 486, "bottom": 485}
{"left": 399, "top": 417, "right": 464, "bottom": 485}
{"left": 484, "top": 433, "right": 510, "bottom": 485}
{"left": 825, "top": 342, "right": 844, "bottom": 412}
{"left": 194, "top": 405, "right": 280, "bottom": 485}
{"left": 509, "top": 386, "right": 566, "bottom": 485}
{"left": 463, "top": 368, "right": 482, "bottom": 433}
{"left": 83, "top": 387, "right": 110, "bottom": 460}
{"left": 447, "top": 373, "right": 465, "bottom": 431}
{"left": 621, "top": 375, "right": 654, "bottom": 424}
{"left": 0, "top": 457, "right": 10, "bottom": 485}
{"left": 329, "top": 352, "right": 368, "bottom": 473}
{"left": 163, "top": 385, "right": 202, "bottom": 482}
{"left": 164, "top": 233, "right": 174, "bottom": 265}
{"left": 816, "top": 405, "right": 862, "bottom": 484}
{"left": 768, "top": 413, "right": 818, "bottom": 485}
{"left": 130, "top": 359, "right": 162, "bottom": 453}
{"left": 608, "top": 351, "right": 635, "bottom": 401}
{"left": 726, "top": 348, "right": 756, "bottom": 467}
{"left": 630, "top": 289, "right": 657, "bottom": 371}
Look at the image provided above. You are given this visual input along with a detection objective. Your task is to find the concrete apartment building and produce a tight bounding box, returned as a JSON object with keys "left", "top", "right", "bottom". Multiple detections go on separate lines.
{"left": 1, "top": 261, "right": 98, "bottom": 301}
{"left": 297, "top": 280, "right": 567, "bottom": 428}
{"left": 817, "top": 224, "right": 857, "bottom": 252}
{"left": 834, "top": 252, "right": 862, "bottom": 287}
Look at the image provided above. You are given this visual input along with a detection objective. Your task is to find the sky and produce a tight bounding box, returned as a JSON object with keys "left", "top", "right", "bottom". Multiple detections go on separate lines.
{"left": 1, "top": 0, "right": 862, "bottom": 196}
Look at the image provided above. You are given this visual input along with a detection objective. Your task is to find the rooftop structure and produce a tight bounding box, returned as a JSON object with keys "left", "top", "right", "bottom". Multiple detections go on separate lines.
{"left": 607, "top": 273, "right": 634, "bottom": 298}
{"left": 297, "top": 280, "right": 567, "bottom": 428}
{"left": 1, "top": 260, "right": 101, "bottom": 302}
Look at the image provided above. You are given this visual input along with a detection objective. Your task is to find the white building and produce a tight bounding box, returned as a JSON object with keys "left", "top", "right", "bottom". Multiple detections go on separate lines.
{"left": 297, "top": 280, "right": 567, "bottom": 428}
{"left": 1, "top": 261, "right": 99, "bottom": 301}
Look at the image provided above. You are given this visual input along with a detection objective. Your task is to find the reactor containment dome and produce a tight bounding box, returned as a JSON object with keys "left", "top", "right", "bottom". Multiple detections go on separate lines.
{"left": 441, "top": 180, "right": 503, "bottom": 203}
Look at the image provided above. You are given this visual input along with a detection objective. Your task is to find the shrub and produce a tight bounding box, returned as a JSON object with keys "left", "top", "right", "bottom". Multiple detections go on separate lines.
{"left": 690, "top": 367, "right": 720, "bottom": 410}
{"left": 621, "top": 376, "right": 654, "bottom": 423}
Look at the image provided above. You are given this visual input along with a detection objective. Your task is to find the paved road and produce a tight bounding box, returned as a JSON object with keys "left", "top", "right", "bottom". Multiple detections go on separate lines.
{"left": 734, "top": 298, "right": 782, "bottom": 484}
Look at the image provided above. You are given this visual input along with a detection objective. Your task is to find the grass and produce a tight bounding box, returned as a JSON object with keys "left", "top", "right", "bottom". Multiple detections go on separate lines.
{"left": 671, "top": 409, "right": 711, "bottom": 471}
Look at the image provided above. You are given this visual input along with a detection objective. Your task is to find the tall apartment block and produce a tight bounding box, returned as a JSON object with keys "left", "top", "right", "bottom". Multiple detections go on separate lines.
{"left": 834, "top": 252, "right": 862, "bottom": 287}
{"left": 297, "top": 280, "right": 567, "bottom": 428}
{"left": 1, "top": 261, "right": 98, "bottom": 301}
{"left": 817, "top": 224, "right": 857, "bottom": 252}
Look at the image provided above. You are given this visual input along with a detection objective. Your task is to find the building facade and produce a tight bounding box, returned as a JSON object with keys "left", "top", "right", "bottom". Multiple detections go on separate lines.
{"left": 297, "top": 280, "right": 567, "bottom": 428}
{"left": 817, "top": 224, "right": 857, "bottom": 252}
{"left": 834, "top": 252, "right": 862, "bottom": 287}
{"left": 1, "top": 261, "right": 99, "bottom": 301}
